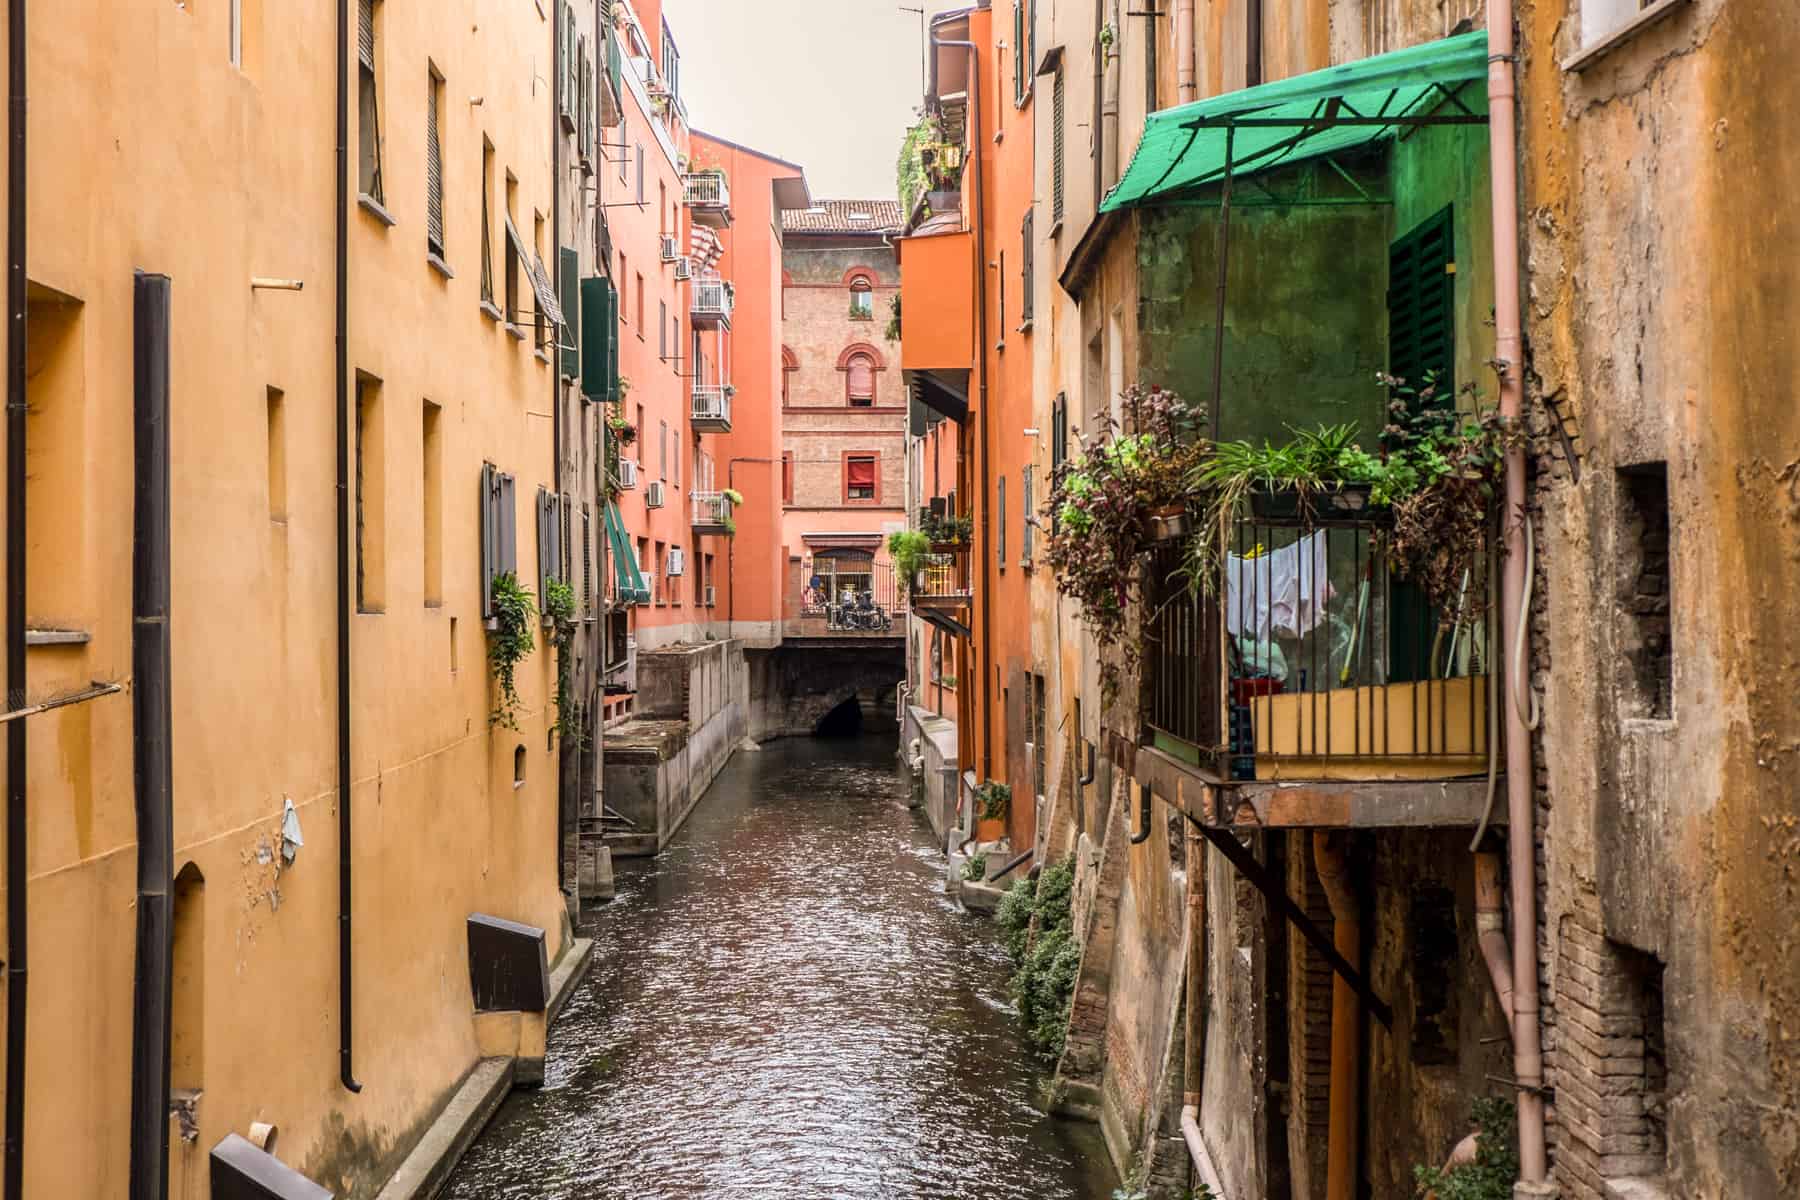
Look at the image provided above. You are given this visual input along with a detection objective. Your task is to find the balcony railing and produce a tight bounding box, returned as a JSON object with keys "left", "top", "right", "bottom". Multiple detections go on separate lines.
{"left": 798, "top": 564, "right": 903, "bottom": 636}
{"left": 691, "top": 385, "right": 731, "bottom": 432}
{"left": 690, "top": 490, "right": 732, "bottom": 534}
{"left": 1145, "top": 502, "right": 1495, "bottom": 781}
{"left": 682, "top": 172, "right": 731, "bottom": 226}
{"left": 690, "top": 279, "right": 733, "bottom": 328}
{"left": 910, "top": 548, "right": 973, "bottom": 609}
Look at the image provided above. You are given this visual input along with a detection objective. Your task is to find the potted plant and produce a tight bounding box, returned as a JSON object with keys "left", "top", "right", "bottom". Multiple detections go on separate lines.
{"left": 887, "top": 529, "right": 932, "bottom": 594}
{"left": 974, "top": 780, "right": 1011, "bottom": 843}
{"left": 1042, "top": 384, "right": 1209, "bottom": 690}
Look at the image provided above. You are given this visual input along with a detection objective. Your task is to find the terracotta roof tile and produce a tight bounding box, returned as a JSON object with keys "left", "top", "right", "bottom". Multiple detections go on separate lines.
{"left": 782, "top": 199, "right": 904, "bottom": 234}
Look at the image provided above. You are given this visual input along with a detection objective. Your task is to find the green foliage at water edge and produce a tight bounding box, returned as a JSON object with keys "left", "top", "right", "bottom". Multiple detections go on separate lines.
{"left": 997, "top": 855, "right": 1079, "bottom": 1058}
{"left": 1413, "top": 1097, "right": 1519, "bottom": 1200}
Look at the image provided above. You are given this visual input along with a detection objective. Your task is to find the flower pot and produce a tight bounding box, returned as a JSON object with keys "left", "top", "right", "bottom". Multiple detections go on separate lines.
{"left": 930, "top": 540, "right": 963, "bottom": 553}
{"left": 975, "top": 817, "right": 1006, "bottom": 843}
{"left": 1322, "top": 482, "right": 1374, "bottom": 513}
{"left": 1148, "top": 503, "right": 1190, "bottom": 541}
{"left": 1248, "top": 488, "right": 1304, "bottom": 520}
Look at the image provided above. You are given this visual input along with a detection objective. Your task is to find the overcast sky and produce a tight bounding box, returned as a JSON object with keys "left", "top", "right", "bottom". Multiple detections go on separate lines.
{"left": 661, "top": 0, "right": 968, "bottom": 204}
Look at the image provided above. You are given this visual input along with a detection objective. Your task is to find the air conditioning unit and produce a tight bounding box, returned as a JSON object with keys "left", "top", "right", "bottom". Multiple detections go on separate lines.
{"left": 704, "top": 585, "right": 716, "bottom": 607}
{"left": 645, "top": 481, "right": 665, "bottom": 508}
{"left": 673, "top": 256, "right": 692, "bottom": 281}
{"left": 660, "top": 234, "right": 678, "bottom": 262}
{"left": 618, "top": 458, "right": 639, "bottom": 489}
{"left": 667, "top": 547, "right": 685, "bottom": 577}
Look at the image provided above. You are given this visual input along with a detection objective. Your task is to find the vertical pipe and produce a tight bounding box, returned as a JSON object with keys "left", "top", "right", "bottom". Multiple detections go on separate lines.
{"left": 1313, "top": 831, "right": 1360, "bottom": 1200}
{"left": 129, "top": 273, "right": 174, "bottom": 1200}
{"left": 1208, "top": 126, "right": 1233, "bottom": 446}
{"left": 1175, "top": 0, "right": 1197, "bottom": 103}
{"left": 1101, "top": 0, "right": 1120, "bottom": 190}
{"left": 335, "top": 0, "right": 362, "bottom": 1096}
{"left": 2, "top": 0, "right": 26, "bottom": 1187}
{"left": 1246, "top": 0, "right": 1264, "bottom": 86}
{"left": 1484, "top": 0, "right": 1546, "bottom": 1180}
{"left": 1184, "top": 819, "right": 1205, "bottom": 1106}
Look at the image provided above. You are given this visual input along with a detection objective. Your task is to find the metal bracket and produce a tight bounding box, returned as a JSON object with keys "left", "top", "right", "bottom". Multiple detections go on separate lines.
{"left": 1187, "top": 815, "right": 1394, "bottom": 1027}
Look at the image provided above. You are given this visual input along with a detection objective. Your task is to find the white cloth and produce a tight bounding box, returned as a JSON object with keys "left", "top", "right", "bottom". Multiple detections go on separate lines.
{"left": 1225, "top": 529, "right": 1334, "bottom": 641}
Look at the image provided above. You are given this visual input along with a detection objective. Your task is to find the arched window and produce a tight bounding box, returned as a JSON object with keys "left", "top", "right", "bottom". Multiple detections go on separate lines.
{"left": 781, "top": 345, "right": 798, "bottom": 405}
{"left": 172, "top": 863, "right": 206, "bottom": 1096}
{"left": 845, "top": 352, "right": 876, "bottom": 407}
{"left": 848, "top": 274, "right": 874, "bottom": 320}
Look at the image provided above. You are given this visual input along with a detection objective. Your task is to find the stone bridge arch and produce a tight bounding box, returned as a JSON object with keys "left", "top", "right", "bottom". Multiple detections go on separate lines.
{"left": 745, "top": 640, "right": 907, "bottom": 741}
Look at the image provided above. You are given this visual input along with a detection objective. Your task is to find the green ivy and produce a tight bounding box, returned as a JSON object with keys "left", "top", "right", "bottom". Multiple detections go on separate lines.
{"left": 543, "top": 577, "right": 582, "bottom": 747}
{"left": 961, "top": 852, "right": 988, "bottom": 882}
{"left": 1413, "top": 1098, "right": 1520, "bottom": 1200}
{"left": 978, "top": 780, "right": 1012, "bottom": 821}
{"left": 996, "top": 855, "right": 1080, "bottom": 1058}
{"left": 488, "top": 572, "right": 537, "bottom": 730}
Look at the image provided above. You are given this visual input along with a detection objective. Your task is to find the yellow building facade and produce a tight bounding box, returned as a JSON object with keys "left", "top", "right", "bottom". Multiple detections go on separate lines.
{"left": 2, "top": 1, "right": 580, "bottom": 1195}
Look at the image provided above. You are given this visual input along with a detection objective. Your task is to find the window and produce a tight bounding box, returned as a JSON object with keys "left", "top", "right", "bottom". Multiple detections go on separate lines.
{"left": 503, "top": 173, "right": 520, "bottom": 327}
{"left": 1051, "top": 67, "right": 1065, "bottom": 224}
{"left": 618, "top": 252, "right": 627, "bottom": 323}
{"left": 653, "top": 542, "right": 665, "bottom": 604}
{"left": 671, "top": 318, "right": 679, "bottom": 371}
{"left": 619, "top": 110, "right": 630, "bottom": 181}
{"left": 659, "top": 300, "right": 668, "bottom": 358}
{"left": 423, "top": 401, "right": 443, "bottom": 605}
{"left": 636, "top": 143, "right": 646, "bottom": 206}
{"left": 997, "top": 251, "right": 1006, "bottom": 342}
{"left": 354, "top": 374, "right": 385, "bottom": 612}
{"left": 480, "top": 463, "right": 518, "bottom": 619}
{"left": 845, "top": 454, "right": 877, "bottom": 502}
{"left": 659, "top": 420, "right": 668, "bottom": 479}
{"left": 357, "top": 0, "right": 385, "bottom": 205}
{"left": 1021, "top": 464, "right": 1034, "bottom": 564}
{"left": 480, "top": 139, "right": 496, "bottom": 308}
{"left": 1013, "top": 2, "right": 1026, "bottom": 104}
{"left": 1050, "top": 392, "right": 1067, "bottom": 474}
{"left": 659, "top": 181, "right": 667, "bottom": 232}
{"left": 1388, "top": 207, "right": 1456, "bottom": 405}
{"left": 846, "top": 352, "right": 876, "bottom": 407}
{"left": 229, "top": 0, "right": 244, "bottom": 68}
{"left": 426, "top": 67, "right": 446, "bottom": 260}
{"left": 266, "top": 387, "right": 286, "bottom": 523}
{"left": 1578, "top": 0, "right": 1682, "bottom": 59}
{"left": 1020, "top": 208, "right": 1035, "bottom": 324}
{"left": 1617, "top": 462, "right": 1672, "bottom": 720}
{"left": 636, "top": 272, "right": 644, "bottom": 331}
{"left": 662, "top": 27, "right": 682, "bottom": 101}
{"left": 533, "top": 213, "right": 548, "bottom": 347}
{"left": 997, "top": 474, "right": 1007, "bottom": 568}
{"left": 170, "top": 864, "right": 205, "bottom": 1100}
{"left": 782, "top": 346, "right": 798, "bottom": 404}
{"left": 782, "top": 452, "right": 794, "bottom": 504}
{"left": 849, "top": 276, "right": 874, "bottom": 320}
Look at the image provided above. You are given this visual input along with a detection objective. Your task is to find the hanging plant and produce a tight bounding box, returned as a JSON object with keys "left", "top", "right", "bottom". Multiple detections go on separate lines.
{"left": 488, "top": 572, "right": 538, "bottom": 731}
{"left": 607, "top": 413, "right": 638, "bottom": 446}
{"left": 721, "top": 487, "right": 744, "bottom": 507}
{"left": 543, "top": 577, "right": 585, "bottom": 748}
{"left": 1042, "top": 384, "right": 1210, "bottom": 688}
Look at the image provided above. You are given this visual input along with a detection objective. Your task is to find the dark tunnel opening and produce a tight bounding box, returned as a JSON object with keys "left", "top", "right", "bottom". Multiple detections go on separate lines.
{"left": 813, "top": 695, "right": 864, "bottom": 738}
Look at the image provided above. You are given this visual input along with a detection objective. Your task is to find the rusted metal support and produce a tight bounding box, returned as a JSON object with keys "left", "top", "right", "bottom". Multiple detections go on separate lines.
{"left": 0, "top": 681, "right": 123, "bottom": 726}
{"left": 1187, "top": 816, "right": 1393, "bottom": 1026}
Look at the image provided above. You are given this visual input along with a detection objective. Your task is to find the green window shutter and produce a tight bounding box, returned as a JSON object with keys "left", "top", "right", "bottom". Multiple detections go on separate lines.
{"left": 559, "top": 247, "right": 580, "bottom": 379}
{"left": 1386, "top": 205, "right": 1455, "bottom": 411}
{"left": 580, "top": 276, "right": 618, "bottom": 399}
{"left": 1052, "top": 69, "right": 1065, "bottom": 221}
{"left": 1014, "top": 3, "right": 1024, "bottom": 104}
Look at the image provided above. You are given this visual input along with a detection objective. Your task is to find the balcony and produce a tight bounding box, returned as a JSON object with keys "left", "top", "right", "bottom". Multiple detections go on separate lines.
{"left": 1139, "top": 503, "right": 1496, "bottom": 825}
{"left": 690, "top": 491, "right": 733, "bottom": 536}
{"left": 690, "top": 278, "right": 733, "bottom": 330}
{"left": 791, "top": 561, "right": 904, "bottom": 640}
{"left": 908, "top": 548, "right": 973, "bottom": 639}
{"left": 897, "top": 226, "right": 974, "bottom": 423}
{"left": 691, "top": 385, "right": 731, "bottom": 433}
{"left": 682, "top": 171, "right": 732, "bottom": 228}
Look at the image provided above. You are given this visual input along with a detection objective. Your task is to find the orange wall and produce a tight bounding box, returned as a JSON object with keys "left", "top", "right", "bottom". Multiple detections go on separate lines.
{"left": 897, "top": 231, "right": 975, "bottom": 372}
{"left": 689, "top": 134, "right": 802, "bottom": 643}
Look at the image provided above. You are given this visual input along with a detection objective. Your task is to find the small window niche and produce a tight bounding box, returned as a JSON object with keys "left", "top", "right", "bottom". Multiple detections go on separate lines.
{"left": 1615, "top": 462, "right": 1672, "bottom": 720}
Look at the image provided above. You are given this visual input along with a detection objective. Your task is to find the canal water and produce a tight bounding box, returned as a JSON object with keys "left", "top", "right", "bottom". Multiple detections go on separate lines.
{"left": 442, "top": 728, "right": 1118, "bottom": 1200}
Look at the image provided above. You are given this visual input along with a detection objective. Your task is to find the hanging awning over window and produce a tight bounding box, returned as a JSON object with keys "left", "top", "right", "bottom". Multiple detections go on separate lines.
{"left": 605, "top": 501, "right": 650, "bottom": 605}
{"left": 846, "top": 457, "right": 877, "bottom": 490}
{"left": 1101, "top": 30, "right": 1488, "bottom": 212}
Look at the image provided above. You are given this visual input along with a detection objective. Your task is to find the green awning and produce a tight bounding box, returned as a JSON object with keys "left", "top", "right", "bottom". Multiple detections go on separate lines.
{"left": 605, "top": 501, "right": 651, "bottom": 605}
{"left": 1101, "top": 31, "right": 1488, "bottom": 212}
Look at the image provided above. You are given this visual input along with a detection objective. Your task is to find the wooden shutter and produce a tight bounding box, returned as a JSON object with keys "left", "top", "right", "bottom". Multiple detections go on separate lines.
{"left": 357, "top": 0, "right": 375, "bottom": 68}
{"left": 1052, "top": 69, "right": 1065, "bottom": 221}
{"left": 558, "top": 247, "right": 580, "bottom": 378}
{"left": 498, "top": 472, "right": 517, "bottom": 576}
{"left": 1387, "top": 206, "right": 1455, "bottom": 410}
{"left": 1020, "top": 208, "right": 1034, "bottom": 321}
{"left": 1021, "top": 465, "right": 1034, "bottom": 561}
{"left": 582, "top": 505, "right": 593, "bottom": 613}
{"left": 426, "top": 77, "right": 444, "bottom": 254}
{"left": 580, "top": 276, "right": 616, "bottom": 399}
{"left": 997, "top": 476, "right": 1007, "bottom": 564}
{"left": 481, "top": 462, "right": 497, "bottom": 617}
{"left": 1013, "top": 3, "right": 1025, "bottom": 104}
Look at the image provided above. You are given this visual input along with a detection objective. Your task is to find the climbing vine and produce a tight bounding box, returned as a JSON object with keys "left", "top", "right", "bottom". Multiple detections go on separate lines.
{"left": 543, "top": 577, "right": 584, "bottom": 749}
{"left": 488, "top": 572, "right": 537, "bottom": 730}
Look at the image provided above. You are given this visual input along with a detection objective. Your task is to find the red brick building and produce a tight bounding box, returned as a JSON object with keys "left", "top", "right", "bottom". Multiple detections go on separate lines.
{"left": 778, "top": 200, "right": 906, "bottom": 633}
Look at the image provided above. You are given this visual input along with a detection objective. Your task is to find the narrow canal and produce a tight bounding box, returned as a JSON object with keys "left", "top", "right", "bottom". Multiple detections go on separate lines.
{"left": 442, "top": 728, "right": 1117, "bottom": 1200}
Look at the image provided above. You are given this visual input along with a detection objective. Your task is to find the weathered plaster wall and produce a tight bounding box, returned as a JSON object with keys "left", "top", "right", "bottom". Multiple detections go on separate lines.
{"left": 1517, "top": 0, "right": 1800, "bottom": 1194}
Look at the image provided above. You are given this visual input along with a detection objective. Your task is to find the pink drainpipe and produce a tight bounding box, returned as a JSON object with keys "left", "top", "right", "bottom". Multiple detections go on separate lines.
{"left": 1485, "top": 0, "right": 1549, "bottom": 1185}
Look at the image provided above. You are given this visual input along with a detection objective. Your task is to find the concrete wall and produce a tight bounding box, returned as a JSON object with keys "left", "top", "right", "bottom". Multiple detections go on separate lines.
{"left": 903, "top": 705, "right": 961, "bottom": 847}
{"left": 1517, "top": 0, "right": 1800, "bottom": 1194}
{"left": 0, "top": 3, "right": 576, "bottom": 1196}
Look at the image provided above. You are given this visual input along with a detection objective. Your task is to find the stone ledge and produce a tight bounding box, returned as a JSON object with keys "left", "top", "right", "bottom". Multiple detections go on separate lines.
{"left": 373, "top": 1057, "right": 514, "bottom": 1200}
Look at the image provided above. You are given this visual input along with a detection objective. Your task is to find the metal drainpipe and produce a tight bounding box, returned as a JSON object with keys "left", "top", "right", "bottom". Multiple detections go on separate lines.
{"left": 1178, "top": 815, "right": 1225, "bottom": 1195}
{"left": 334, "top": 0, "right": 362, "bottom": 1095}
{"left": 1102, "top": 0, "right": 1120, "bottom": 188}
{"left": 1175, "top": 0, "right": 1197, "bottom": 103}
{"left": 3, "top": 0, "right": 27, "bottom": 1187}
{"left": 1246, "top": 0, "right": 1263, "bottom": 86}
{"left": 931, "top": 34, "right": 988, "bottom": 783}
{"left": 1484, "top": 0, "right": 1547, "bottom": 1181}
{"left": 128, "top": 273, "right": 175, "bottom": 1200}
{"left": 1313, "top": 831, "right": 1361, "bottom": 1200}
